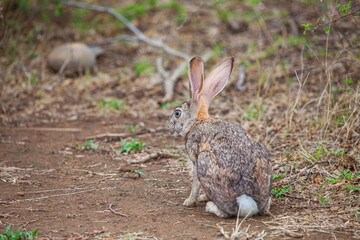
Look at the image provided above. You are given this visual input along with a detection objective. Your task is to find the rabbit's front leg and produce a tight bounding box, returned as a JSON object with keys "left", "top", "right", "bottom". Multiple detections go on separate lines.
{"left": 183, "top": 162, "right": 201, "bottom": 207}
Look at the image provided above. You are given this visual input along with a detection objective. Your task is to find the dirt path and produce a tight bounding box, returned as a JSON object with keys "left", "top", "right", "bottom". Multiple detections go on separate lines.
{"left": 0, "top": 118, "right": 355, "bottom": 239}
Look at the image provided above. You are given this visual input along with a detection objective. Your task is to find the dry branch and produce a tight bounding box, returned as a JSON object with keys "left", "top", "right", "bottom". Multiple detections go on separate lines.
{"left": 60, "top": 0, "right": 214, "bottom": 101}
{"left": 85, "top": 128, "right": 166, "bottom": 140}
{"left": 13, "top": 127, "right": 82, "bottom": 132}
{"left": 130, "top": 152, "right": 179, "bottom": 164}
{"left": 9, "top": 188, "right": 98, "bottom": 203}
{"left": 307, "top": 5, "right": 360, "bottom": 32}
{"left": 61, "top": 0, "right": 188, "bottom": 60}
{"left": 108, "top": 203, "right": 128, "bottom": 217}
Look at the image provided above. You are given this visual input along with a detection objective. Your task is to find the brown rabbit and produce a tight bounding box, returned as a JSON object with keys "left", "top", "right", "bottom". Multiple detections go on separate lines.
{"left": 168, "top": 56, "right": 272, "bottom": 218}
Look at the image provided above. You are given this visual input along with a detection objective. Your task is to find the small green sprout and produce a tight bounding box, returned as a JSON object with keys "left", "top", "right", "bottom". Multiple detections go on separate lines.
{"left": 118, "top": 138, "right": 143, "bottom": 155}
{"left": 271, "top": 187, "right": 288, "bottom": 200}
{"left": 126, "top": 124, "right": 139, "bottom": 133}
{"left": 134, "top": 61, "right": 154, "bottom": 76}
{"left": 77, "top": 140, "right": 98, "bottom": 151}
{"left": 302, "top": 23, "right": 312, "bottom": 35}
{"left": 273, "top": 174, "right": 282, "bottom": 180}
{"left": 320, "top": 194, "right": 330, "bottom": 205}
{"left": 98, "top": 99, "right": 125, "bottom": 111}
{"left": 132, "top": 169, "right": 145, "bottom": 178}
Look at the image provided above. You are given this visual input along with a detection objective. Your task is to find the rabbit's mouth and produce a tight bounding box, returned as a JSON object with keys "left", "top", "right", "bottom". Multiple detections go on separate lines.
{"left": 168, "top": 124, "right": 177, "bottom": 136}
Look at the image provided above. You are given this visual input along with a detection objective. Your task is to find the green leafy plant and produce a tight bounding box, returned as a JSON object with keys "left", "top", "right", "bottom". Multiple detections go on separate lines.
{"left": 344, "top": 78, "right": 353, "bottom": 93}
{"left": 271, "top": 187, "right": 288, "bottom": 200}
{"left": 126, "top": 124, "right": 139, "bottom": 133}
{"left": 337, "top": 1, "right": 352, "bottom": 16}
{"left": 77, "top": 140, "right": 99, "bottom": 150}
{"left": 327, "top": 170, "right": 359, "bottom": 184}
{"left": 0, "top": 224, "right": 38, "bottom": 240}
{"left": 98, "top": 99, "right": 125, "bottom": 111}
{"left": 273, "top": 174, "right": 282, "bottom": 180}
{"left": 131, "top": 169, "right": 145, "bottom": 178}
{"left": 302, "top": 1, "right": 357, "bottom": 34}
{"left": 134, "top": 61, "right": 155, "bottom": 77}
{"left": 160, "top": 101, "right": 182, "bottom": 109}
{"left": 320, "top": 194, "right": 330, "bottom": 205}
{"left": 118, "top": 138, "right": 143, "bottom": 154}
{"left": 119, "top": 2, "right": 149, "bottom": 21}
{"left": 157, "top": 0, "right": 186, "bottom": 23}
{"left": 345, "top": 185, "right": 360, "bottom": 192}
{"left": 241, "top": 103, "right": 265, "bottom": 120}
{"left": 212, "top": 43, "right": 222, "bottom": 59}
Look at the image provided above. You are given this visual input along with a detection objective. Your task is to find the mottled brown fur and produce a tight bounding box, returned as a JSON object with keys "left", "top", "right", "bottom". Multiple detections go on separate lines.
{"left": 184, "top": 120, "right": 272, "bottom": 216}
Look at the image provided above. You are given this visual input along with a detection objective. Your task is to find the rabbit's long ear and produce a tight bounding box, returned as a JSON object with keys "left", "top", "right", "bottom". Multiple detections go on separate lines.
{"left": 201, "top": 57, "right": 234, "bottom": 106}
{"left": 188, "top": 56, "right": 204, "bottom": 105}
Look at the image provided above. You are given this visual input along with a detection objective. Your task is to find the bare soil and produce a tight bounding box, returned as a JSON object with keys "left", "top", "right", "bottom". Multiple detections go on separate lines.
{"left": 0, "top": 117, "right": 356, "bottom": 239}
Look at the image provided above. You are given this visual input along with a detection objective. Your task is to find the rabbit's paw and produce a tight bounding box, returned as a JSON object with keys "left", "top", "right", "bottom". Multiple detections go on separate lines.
{"left": 183, "top": 197, "right": 196, "bottom": 207}
{"left": 206, "top": 201, "right": 230, "bottom": 218}
{"left": 197, "top": 193, "right": 210, "bottom": 202}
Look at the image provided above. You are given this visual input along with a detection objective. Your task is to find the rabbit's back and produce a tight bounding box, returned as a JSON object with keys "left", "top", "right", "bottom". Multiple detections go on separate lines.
{"left": 186, "top": 119, "right": 272, "bottom": 215}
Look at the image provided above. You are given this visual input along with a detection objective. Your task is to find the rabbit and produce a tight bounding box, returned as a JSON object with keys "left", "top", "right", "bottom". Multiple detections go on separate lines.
{"left": 168, "top": 56, "right": 272, "bottom": 218}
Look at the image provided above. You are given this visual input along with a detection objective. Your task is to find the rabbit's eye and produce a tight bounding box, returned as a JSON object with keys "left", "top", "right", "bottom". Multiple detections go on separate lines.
{"left": 174, "top": 109, "right": 182, "bottom": 118}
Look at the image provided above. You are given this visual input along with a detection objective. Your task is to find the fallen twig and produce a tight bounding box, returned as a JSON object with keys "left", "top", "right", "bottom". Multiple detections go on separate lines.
{"left": 130, "top": 152, "right": 179, "bottom": 164}
{"left": 284, "top": 230, "right": 304, "bottom": 238}
{"left": 108, "top": 203, "right": 128, "bottom": 217}
{"left": 90, "top": 35, "right": 138, "bottom": 46}
{"left": 85, "top": 128, "right": 166, "bottom": 140}
{"left": 10, "top": 188, "right": 98, "bottom": 203}
{"left": 13, "top": 127, "right": 82, "bottom": 132}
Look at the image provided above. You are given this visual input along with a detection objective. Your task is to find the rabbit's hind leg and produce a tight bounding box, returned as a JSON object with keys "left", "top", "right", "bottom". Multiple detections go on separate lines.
{"left": 237, "top": 194, "right": 259, "bottom": 217}
{"left": 206, "top": 201, "right": 231, "bottom": 218}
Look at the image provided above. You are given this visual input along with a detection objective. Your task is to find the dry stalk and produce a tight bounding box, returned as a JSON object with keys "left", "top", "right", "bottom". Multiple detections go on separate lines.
{"left": 130, "top": 152, "right": 179, "bottom": 164}
{"left": 85, "top": 128, "right": 166, "bottom": 140}
{"left": 13, "top": 127, "right": 82, "bottom": 132}
{"left": 287, "top": 70, "right": 309, "bottom": 129}
{"left": 108, "top": 203, "right": 128, "bottom": 217}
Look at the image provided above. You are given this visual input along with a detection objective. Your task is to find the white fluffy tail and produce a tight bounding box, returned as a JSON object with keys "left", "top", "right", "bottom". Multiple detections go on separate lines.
{"left": 236, "top": 194, "right": 259, "bottom": 217}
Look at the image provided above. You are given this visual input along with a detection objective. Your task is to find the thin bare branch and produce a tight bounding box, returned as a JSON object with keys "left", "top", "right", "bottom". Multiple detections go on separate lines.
{"left": 307, "top": 5, "right": 360, "bottom": 32}
{"left": 85, "top": 128, "right": 166, "bottom": 140}
{"left": 61, "top": 0, "right": 189, "bottom": 60}
{"left": 108, "top": 203, "right": 128, "bottom": 217}
{"left": 13, "top": 127, "right": 82, "bottom": 132}
{"left": 129, "top": 152, "right": 179, "bottom": 164}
